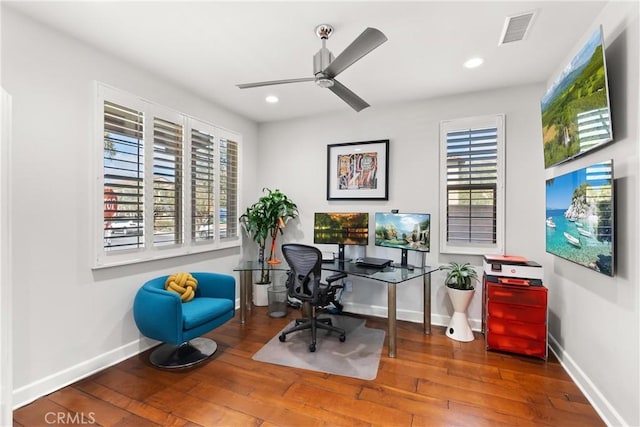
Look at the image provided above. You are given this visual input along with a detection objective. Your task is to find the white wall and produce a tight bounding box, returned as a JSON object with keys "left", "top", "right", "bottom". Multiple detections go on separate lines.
{"left": 1, "top": 8, "right": 258, "bottom": 408}
{"left": 1, "top": 87, "right": 14, "bottom": 427}
{"left": 543, "top": 3, "right": 639, "bottom": 426}
{"left": 258, "top": 3, "right": 639, "bottom": 425}
{"left": 258, "top": 83, "right": 545, "bottom": 329}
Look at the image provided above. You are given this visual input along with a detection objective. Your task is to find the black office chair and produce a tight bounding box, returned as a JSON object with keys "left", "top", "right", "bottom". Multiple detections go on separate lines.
{"left": 279, "top": 243, "right": 348, "bottom": 352}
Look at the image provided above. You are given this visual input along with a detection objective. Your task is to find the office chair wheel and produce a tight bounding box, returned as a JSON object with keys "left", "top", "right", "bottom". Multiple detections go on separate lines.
{"left": 339, "top": 334, "right": 346, "bottom": 342}
{"left": 279, "top": 333, "right": 286, "bottom": 342}
{"left": 309, "top": 343, "right": 316, "bottom": 352}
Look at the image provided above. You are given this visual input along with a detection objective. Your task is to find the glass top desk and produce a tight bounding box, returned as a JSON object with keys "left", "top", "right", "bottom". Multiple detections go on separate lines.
{"left": 233, "top": 259, "right": 439, "bottom": 358}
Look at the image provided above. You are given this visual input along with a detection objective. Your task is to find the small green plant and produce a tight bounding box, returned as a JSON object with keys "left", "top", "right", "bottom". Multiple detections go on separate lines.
{"left": 441, "top": 262, "right": 478, "bottom": 290}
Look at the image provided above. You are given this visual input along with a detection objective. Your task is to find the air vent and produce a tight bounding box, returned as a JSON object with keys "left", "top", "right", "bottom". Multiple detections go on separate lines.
{"left": 499, "top": 11, "right": 536, "bottom": 45}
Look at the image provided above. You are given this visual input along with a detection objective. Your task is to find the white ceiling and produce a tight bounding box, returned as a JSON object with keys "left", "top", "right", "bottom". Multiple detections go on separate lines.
{"left": 5, "top": 1, "right": 608, "bottom": 123}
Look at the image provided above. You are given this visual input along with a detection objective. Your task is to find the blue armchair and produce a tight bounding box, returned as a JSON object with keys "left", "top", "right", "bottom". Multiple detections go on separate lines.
{"left": 133, "top": 272, "right": 236, "bottom": 368}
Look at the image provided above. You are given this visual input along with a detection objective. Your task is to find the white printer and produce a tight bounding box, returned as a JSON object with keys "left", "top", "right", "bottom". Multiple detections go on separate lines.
{"left": 483, "top": 254, "right": 544, "bottom": 281}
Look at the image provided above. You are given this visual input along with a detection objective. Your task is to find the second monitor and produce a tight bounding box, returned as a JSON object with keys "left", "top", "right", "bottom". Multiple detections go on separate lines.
{"left": 375, "top": 212, "right": 430, "bottom": 267}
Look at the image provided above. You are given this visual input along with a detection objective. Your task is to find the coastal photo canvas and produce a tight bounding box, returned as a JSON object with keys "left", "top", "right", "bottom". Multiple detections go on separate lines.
{"left": 541, "top": 26, "right": 613, "bottom": 168}
{"left": 545, "top": 160, "right": 614, "bottom": 276}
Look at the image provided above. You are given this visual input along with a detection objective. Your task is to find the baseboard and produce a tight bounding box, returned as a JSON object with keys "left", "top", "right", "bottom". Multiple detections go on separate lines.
{"left": 13, "top": 338, "right": 157, "bottom": 410}
{"left": 548, "top": 334, "right": 626, "bottom": 426}
{"left": 342, "top": 302, "right": 483, "bottom": 332}
{"left": 16, "top": 301, "right": 243, "bottom": 409}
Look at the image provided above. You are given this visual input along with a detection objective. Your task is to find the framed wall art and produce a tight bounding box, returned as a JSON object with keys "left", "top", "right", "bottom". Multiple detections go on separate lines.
{"left": 326, "top": 140, "right": 389, "bottom": 200}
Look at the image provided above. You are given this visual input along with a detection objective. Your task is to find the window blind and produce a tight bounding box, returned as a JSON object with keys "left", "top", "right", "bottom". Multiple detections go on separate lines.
{"left": 191, "top": 128, "right": 215, "bottom": 241}
{"left": 219, "top": 137, "right": 238, "bottom": 239}
{"left": 103, "top": 101, "right": 144, "bottom": 251}
{"left": 96, "top": 83, "right": 241, "bottom": 268}
{"left": 446, "top": 126, "right": 498, "bottom": 244}
{"left": 153, "top": 117, "right": 183, "bottom": 246}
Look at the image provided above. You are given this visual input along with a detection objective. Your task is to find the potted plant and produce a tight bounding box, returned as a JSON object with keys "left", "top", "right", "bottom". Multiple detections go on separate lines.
{"left": 442, "top": 262, "right": 478, "bottom": 290}
{"left": 440, "top": 262, "right": 479, "bottom": 342}
{"left": 239, "top": 188, "right": 298, "bottom": 287}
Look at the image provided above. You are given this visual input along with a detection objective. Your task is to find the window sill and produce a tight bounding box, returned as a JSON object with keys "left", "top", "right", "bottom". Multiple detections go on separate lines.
{"left": 92, "top": 239, "right": 240, "bottom": 270}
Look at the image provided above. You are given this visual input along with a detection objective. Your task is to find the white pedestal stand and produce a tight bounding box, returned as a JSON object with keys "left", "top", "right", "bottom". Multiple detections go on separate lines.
{"left": 445, "top": 286, "right": 475, "bottom": 342}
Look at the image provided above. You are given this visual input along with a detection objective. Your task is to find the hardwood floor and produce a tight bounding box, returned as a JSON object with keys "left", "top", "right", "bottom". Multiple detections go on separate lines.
{"left": 14, "top": 306, "right": 604, "bottom": 426}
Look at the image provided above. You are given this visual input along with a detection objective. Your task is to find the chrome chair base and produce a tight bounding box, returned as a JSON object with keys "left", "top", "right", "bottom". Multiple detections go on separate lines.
{"left": 149, "top": 337, "right": 218, "bottom": 369}
{"left": 279, "top": 303, "right": 346, "bottom": 352}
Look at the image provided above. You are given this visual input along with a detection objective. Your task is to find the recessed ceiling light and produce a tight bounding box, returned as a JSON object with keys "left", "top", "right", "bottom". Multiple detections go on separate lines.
{"left": 463, "top": 57, "right": 484, "bottom": 69}
{"left": 265, "top": 95, "right": 279, "bottom": 103}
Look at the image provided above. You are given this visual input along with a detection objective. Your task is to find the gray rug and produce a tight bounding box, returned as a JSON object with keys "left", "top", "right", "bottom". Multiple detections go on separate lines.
{"left": 252, "top": 315, "right": 385, "bottom": 380}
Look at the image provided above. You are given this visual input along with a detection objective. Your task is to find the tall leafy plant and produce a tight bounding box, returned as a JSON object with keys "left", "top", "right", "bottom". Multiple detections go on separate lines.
{"left": 239, "top": 188, "right": 298, "bottom": 283}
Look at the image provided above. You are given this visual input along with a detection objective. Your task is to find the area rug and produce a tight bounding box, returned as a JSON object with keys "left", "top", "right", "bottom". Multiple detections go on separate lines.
{"left": 252, "top": 315, "right": 385, "bottom": 380}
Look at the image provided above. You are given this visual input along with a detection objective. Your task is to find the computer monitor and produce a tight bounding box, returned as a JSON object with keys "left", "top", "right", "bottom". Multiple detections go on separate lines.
{"left": 313, "top": 212, "right": 369, "bottom": 261}
{"left": 374, "top": 212, "right": 430, "bottom": 267}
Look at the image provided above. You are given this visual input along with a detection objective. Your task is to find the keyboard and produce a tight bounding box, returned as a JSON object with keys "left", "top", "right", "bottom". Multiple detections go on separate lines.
{"left": 355, "top": 257, "right": 392, "bottom": 268}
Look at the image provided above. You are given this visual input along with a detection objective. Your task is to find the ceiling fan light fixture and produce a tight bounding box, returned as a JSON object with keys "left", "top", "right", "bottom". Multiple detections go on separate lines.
{"left": 315, "top": 77, "right": 334, "bottom": 88}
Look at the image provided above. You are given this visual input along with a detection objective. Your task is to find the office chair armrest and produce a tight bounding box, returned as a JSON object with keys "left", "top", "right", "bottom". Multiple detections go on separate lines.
{"left": 325, "top": 272, "right": 347, "bottom": 284}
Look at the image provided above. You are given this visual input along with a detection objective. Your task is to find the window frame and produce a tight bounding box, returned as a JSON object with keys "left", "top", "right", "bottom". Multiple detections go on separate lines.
{"left": 93, "top": 83, "right": 241, "bottom": 269}
{"left": 439, "top": 114, "right": 505, "bottom": 255}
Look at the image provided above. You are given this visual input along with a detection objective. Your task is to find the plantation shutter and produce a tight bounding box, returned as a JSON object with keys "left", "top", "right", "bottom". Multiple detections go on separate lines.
{"left": 103, "top": 101, "right": 144, "bottom": 251}
{"left": 446, "top": 126, "right": 498, "bottom": 244}
{"left": 96, "top": 83, "right": 242, "bottom": 268}
{"left": 191, "top": 128, "right": 215, "bottom": 241}
{"left": 153, "top": 117, "right": 183, "bottom": 246}
{"left": 219, "top": 137, "right": 238, "bottom": 239}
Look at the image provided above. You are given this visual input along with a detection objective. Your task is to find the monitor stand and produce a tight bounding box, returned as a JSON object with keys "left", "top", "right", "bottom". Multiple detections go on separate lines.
{"left": 337, "top": 244, "right": 351, "bottom": 263}
{"left": 392, "top": 249, "right": 414, "bottom": 269}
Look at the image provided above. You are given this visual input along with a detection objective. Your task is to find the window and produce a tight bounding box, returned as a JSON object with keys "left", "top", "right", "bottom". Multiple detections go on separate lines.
{"left": 439, "top": 115, "right": 505, "bottom": 255}
{"left": 189, "top": 124, "right": 239, "bottom": 243}
{"left": 95, "top": 84, "right": 240, "bottom": 268}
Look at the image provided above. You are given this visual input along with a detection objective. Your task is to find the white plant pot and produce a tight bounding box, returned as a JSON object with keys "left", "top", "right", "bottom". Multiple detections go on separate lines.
{"left": 445, "top": 286, "right": 475, "bottom": 342}
{"left": 252, "top": 283, "right": 270, "bottom": 306}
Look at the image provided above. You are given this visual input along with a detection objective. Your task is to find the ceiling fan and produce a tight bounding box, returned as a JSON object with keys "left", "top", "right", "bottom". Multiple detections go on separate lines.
{"left": 236, "top": 24, "right": 388, "bottom": 112}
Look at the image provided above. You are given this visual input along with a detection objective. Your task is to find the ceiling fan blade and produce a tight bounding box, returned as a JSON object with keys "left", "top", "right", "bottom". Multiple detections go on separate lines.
{"left": 329, "top": 79, "right": 370, "bottom": 112}
{"left": 237, "top": 77, "right": 315, "bottom": 89}
{"left": 323, "top": 27, "right": 387, "bottom": 78}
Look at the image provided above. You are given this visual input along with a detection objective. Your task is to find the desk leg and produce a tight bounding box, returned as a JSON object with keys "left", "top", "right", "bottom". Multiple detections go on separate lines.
{"left": 423, "top": 273, "right": 431, "bottom": 335}
{"left": 388, "top": 283, "right": 397, "bottom": 358}
{"left": 240, "top": 270, "right": 252, "bottom": 324}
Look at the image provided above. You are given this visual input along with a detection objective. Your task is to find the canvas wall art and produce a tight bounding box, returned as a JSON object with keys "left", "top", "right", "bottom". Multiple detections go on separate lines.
{"left": 545, "top": 160, "right": 614, "bottom": 276}
{"left": 541, "top": 26, "right": 613, "bottom": 168}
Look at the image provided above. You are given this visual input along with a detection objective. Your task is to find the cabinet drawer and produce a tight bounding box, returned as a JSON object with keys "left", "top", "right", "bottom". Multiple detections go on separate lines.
{"left": 486, "top": 318, "right": 547, "bottom": 341}
{"left": 486, "top": 333, "right": 547, "bottom": 359}
{"left": 487, "top": 301, "right": 547, "bottom": 323}
{"left": 487, "top": 284, "right": 547, "bottom": 307}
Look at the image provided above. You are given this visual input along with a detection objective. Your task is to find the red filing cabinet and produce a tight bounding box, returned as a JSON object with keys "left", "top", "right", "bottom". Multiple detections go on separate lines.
{"left": 484, "top": 275, "right": 548, "bottom": 360}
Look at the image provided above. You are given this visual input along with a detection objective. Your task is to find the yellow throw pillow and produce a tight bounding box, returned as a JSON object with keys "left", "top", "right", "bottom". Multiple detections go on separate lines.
{"left": 165, "top": 272, "right": 198, "bottom": 302}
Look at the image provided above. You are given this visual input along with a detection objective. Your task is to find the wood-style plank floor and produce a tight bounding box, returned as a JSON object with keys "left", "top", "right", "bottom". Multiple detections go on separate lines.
{"left": 14, "top": 306, "right": 604, "bottom": 426}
